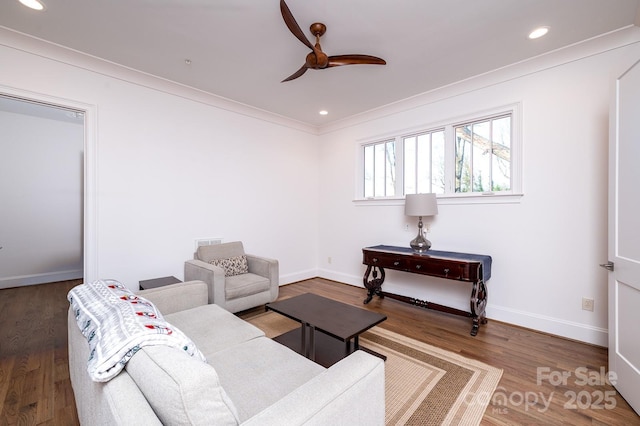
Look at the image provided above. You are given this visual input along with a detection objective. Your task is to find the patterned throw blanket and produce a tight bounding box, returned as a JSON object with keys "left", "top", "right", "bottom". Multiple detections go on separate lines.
{"left": 68, "top": 279, "right": 204, "bottom": 382}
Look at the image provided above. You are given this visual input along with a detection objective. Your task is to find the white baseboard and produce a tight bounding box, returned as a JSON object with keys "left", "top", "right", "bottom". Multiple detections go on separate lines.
{"left": 279, "top": 269, "right": 318, "bottom": 285}
{"left": 488, "top": 304, "right": 608, "bottom": 347}
{"left": 316, "top": 269, "right": 608, "bottom": 346}
{"left": 0, "top": 269, "right": 83, "bottom": 290}
{"left": 317, "top": 269, "right": 363, "bottom": 288}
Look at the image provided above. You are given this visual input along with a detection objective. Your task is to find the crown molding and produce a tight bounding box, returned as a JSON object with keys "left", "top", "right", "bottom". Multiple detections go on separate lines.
{"left": 319, "top": 26, "right": 640, "bottom": 135}
{"left": 0, "top": 26, "right": 320, "bottom": 135}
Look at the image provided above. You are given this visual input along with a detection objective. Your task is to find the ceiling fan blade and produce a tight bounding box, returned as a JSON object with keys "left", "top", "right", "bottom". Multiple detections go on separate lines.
{"left": 282, "top": 64, "right": 309, "bottom": 82}
{"left": 327, "top": 55, "right": 387, "bottom": 67}
{"left": 280, "top": 0, "right": 315, "bottom": 51}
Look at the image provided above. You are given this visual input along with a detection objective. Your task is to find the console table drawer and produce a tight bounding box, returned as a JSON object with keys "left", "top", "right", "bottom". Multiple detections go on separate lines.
{"left": 363, "top": 252, "right": 407, "bottom": 269}
{"left": 406, "top": 258, "right": 466, "bottom": 280}
{"left": 363, "top": 251, "right": 477, "bottom": 281}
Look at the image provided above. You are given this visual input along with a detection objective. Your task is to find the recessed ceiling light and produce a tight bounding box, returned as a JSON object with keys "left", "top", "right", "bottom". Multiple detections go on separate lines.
{"left": 18, "top": 0, "right": 45, "bottom": 11}
{"left": 319, "top": 110, "right": 328, "bottom": 116}
{"left": 528, "top": 26, "right": 549, "bottom": 40}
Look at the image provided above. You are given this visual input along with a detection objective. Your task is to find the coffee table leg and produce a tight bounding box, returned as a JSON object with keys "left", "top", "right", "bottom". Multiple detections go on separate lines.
{"left": 309, "top": 325, "right": 316, "bottom": 361}
{"left": 345, "top": 336, "right": 360, "bottom": 357}
{"left": 301, "top": 323, "right": 307, "bottom": 357}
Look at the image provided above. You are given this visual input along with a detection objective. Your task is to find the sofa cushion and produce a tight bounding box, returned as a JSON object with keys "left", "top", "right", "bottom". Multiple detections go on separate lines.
{"left": 209, "top": 255, "right": 249, "bottom": 277}
{"left": 164, "top": 304, "right": 264, "bottom": 357}
{"left": 225, "top": 273, "right": 271, "bottom": 300}
{"left": 207, "top": 336, "right": 325, "bottom": 422}
{"left": 127, "top": 345, "right": 239, "bottom": 425}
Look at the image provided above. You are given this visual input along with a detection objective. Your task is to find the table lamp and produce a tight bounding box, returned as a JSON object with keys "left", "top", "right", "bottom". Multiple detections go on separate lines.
{"left": 405, "top": 193, "right": 438, "bottom": 252}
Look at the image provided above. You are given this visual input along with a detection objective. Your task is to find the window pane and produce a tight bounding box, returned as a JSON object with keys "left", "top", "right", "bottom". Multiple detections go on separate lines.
{"left": 491, "top": 116, "right": 511, "bottom": 191}
{"left": 404, "top": 136, "right": 416, "bottom": 194}
{"left": 431, "top": 131, "right": 445, "bottom": 194}
{"left": 472, "top": 121, "right": 490, "bottom": 192}
{"left": 364, "top": 145, "right": 374, "bottom": 197}
{"left": 374, "top": 143, "right": 386, "bottom": 197}
{"left": 455, "top": 125, "right": 472, "bottom": 192}
{"left": 416, "top": 134, "right": 430, "bottom": 193}
{"left": 385, "top": 141, "right": 396, "bottom": 196}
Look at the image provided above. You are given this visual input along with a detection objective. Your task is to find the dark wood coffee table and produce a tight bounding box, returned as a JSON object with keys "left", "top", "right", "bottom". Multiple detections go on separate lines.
{"left": 266, "top": 293, "right": 387, "bottom": 367}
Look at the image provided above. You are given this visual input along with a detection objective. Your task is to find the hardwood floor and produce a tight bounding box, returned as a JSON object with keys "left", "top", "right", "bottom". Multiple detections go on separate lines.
{"left": 1, "top": 278, "right": 638, "bottom": 425}
{"left": 0, "top": 279, "right": 80, "bottom": 426}
{"left": 254, "top": 279, "right": 640, "bottom": 426}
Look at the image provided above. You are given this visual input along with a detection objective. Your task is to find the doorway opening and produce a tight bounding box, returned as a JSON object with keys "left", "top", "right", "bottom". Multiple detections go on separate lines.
{"left": 0, "top": 94, "right": 85, "bottom": 289}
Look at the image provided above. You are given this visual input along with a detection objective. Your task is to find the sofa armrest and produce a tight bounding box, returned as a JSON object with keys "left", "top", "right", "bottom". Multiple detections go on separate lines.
{"left": 68, "top": 309, "right": 164, "bottom": 426}
{"left": 184, "top": 259, "right": 226, "bottom": 307}
{"left": 241, "top": 351, "right": 384, "bottom": 426}
{"left": 136, "top": 280, "right": 208, "bottom": 315}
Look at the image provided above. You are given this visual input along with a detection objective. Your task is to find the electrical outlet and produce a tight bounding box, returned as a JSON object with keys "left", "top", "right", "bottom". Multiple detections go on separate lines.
{"left": 582, "top": 297, "right": 594, "bottom": 312}
{"left": 404, "top": 224, "right": 410, "bottom": 232}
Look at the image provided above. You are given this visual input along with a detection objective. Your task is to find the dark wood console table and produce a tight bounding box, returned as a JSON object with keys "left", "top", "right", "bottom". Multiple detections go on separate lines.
{"left": 362, "top": 245, "right": 492, "bottom": 336}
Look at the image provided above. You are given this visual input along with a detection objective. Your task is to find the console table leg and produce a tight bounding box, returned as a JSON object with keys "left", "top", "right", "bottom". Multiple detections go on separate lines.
{"left": 471, "top": 320, "right": 480, "bottom": 336}
{"left": 363, "top": 265, "right": 386, "bottom": 304}
{"left": 469, "top": 280, "right": 488, "bottom": 335}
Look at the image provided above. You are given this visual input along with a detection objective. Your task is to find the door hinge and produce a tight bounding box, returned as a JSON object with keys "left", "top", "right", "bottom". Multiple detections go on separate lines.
{"left": 599, "top": 261, "right": 614, "bottom": 271}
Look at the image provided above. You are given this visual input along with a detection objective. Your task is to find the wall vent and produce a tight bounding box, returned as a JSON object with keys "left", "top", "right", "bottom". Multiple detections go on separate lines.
{"left": 194, "top": 238, "right": 222, "bottom": 250}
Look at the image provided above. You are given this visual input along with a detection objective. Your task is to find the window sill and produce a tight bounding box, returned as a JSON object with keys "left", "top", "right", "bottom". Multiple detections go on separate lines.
{"left": 353, "top": 193, "right": 524, "bottom": 206}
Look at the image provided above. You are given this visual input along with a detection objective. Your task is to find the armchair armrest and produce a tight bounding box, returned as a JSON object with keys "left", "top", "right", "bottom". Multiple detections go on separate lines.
{"left": 184, "top": 259, "right": 227, "bottom": 307}
{"left": 246, "top": 254, "right": 278, "bottom": 282}
{"left": 246, "top": 254, "right": 279, "bottom": 302}
{"left": 242, "top": 351, "right": 384, "bottom": 426}
{"left": 136, "top": 280, "right": 208, "bottom": 315}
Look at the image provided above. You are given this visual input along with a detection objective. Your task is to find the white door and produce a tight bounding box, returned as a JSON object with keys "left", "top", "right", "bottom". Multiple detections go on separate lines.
{"left": 607, "top": 58, "right": 640, "bottom": 415}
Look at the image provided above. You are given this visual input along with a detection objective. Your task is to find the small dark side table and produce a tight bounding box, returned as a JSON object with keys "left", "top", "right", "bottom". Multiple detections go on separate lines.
{"left": 139, "top": 276, "right": 182, "bottom": 290}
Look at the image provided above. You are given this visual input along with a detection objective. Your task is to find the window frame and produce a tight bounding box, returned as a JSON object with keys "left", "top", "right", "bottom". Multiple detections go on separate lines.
{"left": 354, "top": 103, "right": 523, "bottom": 205}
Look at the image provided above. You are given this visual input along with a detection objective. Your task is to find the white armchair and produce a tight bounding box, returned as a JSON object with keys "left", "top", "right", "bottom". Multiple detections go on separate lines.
{"left": 184, "top": 241, "right": 279, "bottom": 313}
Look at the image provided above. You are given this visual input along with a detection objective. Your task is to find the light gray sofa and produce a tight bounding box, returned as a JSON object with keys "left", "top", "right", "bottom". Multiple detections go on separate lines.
{"left": 185, "top": 241, "right": 279, "bottom": 313}
{"left": 68, "top": 280, "right": 385, "bottom": 425}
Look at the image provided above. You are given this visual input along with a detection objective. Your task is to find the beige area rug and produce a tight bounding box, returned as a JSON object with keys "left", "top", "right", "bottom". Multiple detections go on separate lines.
{"left": 246, "top": 311, "right": 503, "bottom": 426}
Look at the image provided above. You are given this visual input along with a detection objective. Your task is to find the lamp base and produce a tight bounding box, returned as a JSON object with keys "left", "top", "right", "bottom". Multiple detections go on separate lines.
{"left": 410, "top": 234, "right": 432, "bottom": 253}
{"left": 409, "top": 216, "right": 432, "bottom": 253}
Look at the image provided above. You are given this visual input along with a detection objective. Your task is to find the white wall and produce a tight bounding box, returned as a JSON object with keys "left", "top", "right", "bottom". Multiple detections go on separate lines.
{"left": 316, "top": 31, "right": 640, "bottom": 346}
{"left": 0, "top": 28, "right": 320, "bottom": 290}
{"left": 2, "top": 25, "right": 639, "bottom": 345}
{"left": 0, "top": 109, "right": 84, "bottom": 288}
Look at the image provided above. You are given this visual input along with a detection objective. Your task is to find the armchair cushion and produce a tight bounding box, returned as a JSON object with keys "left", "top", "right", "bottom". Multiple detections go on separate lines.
{"left": 197, "top": 242, "right": 245, "bottom": 263}
{"left": 209, "top": 255, "right": 249, "bottom": 277}
{"left": 225, "top": 274, "right": 270, "bottom": 300}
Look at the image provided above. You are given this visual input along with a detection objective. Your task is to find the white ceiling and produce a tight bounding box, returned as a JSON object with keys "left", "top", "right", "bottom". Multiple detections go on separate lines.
{"left": 1, "top": 0, "right": 639, "bottom": 127}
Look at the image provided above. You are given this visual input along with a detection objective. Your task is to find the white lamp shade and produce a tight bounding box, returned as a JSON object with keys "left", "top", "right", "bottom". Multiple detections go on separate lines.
{"left": 405, "top": 193, "right": 438, "bottom": 217}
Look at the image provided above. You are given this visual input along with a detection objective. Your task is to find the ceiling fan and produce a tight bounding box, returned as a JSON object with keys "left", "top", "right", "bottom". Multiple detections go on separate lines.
{"left": 279, "top": 0, "right": 386, "bottom": 82}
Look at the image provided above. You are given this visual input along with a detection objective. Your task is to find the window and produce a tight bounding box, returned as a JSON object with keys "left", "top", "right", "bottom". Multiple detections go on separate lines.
{"left": 358, "top": 105, "right": 520, "bottom": 201}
